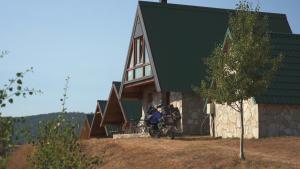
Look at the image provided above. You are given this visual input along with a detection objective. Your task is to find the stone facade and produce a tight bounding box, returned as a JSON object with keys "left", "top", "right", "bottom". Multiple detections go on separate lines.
{"left": 212, "top": 99, "right": 259, "bottom": 138}
{"left": 182, "top": 92, "right": 209, "bottom": 135}
{"left": 170, "top": 92, "right": 183, "bottom": 132}
{"left": 211, "top": 99, "right": 300, "bottom": 138}
{"left": 141, "top": 89, "right": 209, "bottom": 135}
{"left": 259, "top": 104, "right": 300, "bottom": 137}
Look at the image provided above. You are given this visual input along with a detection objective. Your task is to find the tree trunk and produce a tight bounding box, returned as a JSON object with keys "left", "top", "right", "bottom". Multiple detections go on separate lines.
{"left": 240, "top": 99, "right": 245, "bottom": 160}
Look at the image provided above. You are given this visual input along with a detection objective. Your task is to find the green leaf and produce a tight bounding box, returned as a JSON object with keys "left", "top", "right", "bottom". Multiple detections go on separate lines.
{"left": 17, "top": 79, "right": 22, "bottom": 85}
{"left": 16, "top": 72, "right": 22, "bottom": 77}
{"left": 8, "top": 99, "right": 13, "bottom": 104}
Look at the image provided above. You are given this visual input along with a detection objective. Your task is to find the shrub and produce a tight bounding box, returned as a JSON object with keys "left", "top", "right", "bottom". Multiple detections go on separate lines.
{"left": 30, "top": 77, "right": 100, "bottom": 169}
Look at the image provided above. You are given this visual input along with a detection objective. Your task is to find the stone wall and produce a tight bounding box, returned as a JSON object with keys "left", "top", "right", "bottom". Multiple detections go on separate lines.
{"left": 259, "top": 104, "right": 300, "bottom": 137}
{"left": 141, "top": 90, "right": 209, "bottom": 135}
{"left": 212, "top": 99, "right": 259, "bottom": 138}
{"left": 182, "top": 92, "right": 209, "bottom": 135}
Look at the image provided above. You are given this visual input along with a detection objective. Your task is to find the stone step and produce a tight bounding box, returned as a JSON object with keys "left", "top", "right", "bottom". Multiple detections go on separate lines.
{"left": 113, "top": 133, "right": 150, "bottom": 139}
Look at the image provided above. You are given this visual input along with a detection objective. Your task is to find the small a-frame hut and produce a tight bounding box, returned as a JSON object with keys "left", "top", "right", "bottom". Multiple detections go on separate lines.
{"left": 100, "top": 81, "right": 142, "bottom": 136}
{"left": 89, "top": 100, "right": 108, "bottom": 138}
{"left": 80, "top": 114, "right": 94, "bottom": 140}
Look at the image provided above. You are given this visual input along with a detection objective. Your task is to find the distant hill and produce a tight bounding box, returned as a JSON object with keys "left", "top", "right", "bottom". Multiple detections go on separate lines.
{"left": 12, "top": 112, "right": 90, "bottom": 144}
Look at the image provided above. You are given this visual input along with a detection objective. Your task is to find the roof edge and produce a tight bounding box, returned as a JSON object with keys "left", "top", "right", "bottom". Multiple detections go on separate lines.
{"left": 138, "top": 1, "right": 288, "bottom": 17}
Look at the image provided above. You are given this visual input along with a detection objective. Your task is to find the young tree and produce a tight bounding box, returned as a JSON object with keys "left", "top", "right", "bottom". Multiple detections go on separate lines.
{"left": 30, "top": 77, "right": 100, "bottom": 169}
{"left": 0, "top": 51, "right": 41, "bottom": 168}
{"left": 200, "top": 1, "right": 283, "bottom": 160}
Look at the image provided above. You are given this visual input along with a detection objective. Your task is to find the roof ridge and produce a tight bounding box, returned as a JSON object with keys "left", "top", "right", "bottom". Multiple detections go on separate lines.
{"left": 97, "top": 100, "right": 107, "bottom": 102}
{"left": 112, "top": 81, "right": 121, "bottom": 84}
{"left": 138, "top": 1, "right": 287, "bottom": 17}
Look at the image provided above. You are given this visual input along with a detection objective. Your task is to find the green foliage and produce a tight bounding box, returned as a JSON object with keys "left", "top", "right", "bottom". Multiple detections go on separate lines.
{"left": 12, "top": 112, "right": 86, "bottom": 145}
{"left": 30, "top": 77, "right": 101, "bottom": 169}
{"left": 0, "top": 67, "right": 42, "bottom": 109}
{"left": 0, "top": 117, "right": 13, "bottom": 156}
{"left": 0, "top": 51, "right": 41, "bottom": 167}
{"left": 199, "top": 0, "right": 283, "bottom": 160}
{"left": 0, "top": 157, "right": 8, "bottom": 169}
{"left": 200, "top": 0, "right": 282, "bottom": 105}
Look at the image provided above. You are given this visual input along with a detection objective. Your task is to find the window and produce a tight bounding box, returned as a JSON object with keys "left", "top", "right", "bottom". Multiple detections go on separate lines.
{"left": 145, "top": 65, "right": 152, "bottom": 77}
{"left": 126, "top": 36, "right": 152, "bottom": 81}
{"left": 136, "top": 38, "right": 142, "bottom": 64}
{"left": 129, "top": 48, "right": 134, "bottom": 67}
{"left": 145, "top": 46, "right": 149, "bottom": 63}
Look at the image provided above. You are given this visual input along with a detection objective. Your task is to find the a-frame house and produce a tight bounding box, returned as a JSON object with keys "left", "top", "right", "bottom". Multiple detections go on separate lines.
{"left": 119, "top": 0, "right": 292, "bottom": 135}
{"left": 89, "top": 100, "right": 108, "bottom": 138}
{"left": 101, "top": 82, "right": 142, "bottom": 136}
{"left": 80, "top": 114, "right": 94, "bottom": 140}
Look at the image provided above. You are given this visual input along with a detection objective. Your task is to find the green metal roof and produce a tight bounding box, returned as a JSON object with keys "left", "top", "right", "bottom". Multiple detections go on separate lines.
{"left": 113, "top": 81, "right": 121, "bottom": 93}
{"left": 255, "top": 33, "right": 300, "bottom": 104}
{"left": 86, "top": 114, "right": 94, "bottom": 127}
{"left": 121, "top": 100, "right": 142, "bottom": 123}
{"left": 97, "top": 100, "right": 107, "bottom": 113}
{"left": 139, "top": 1, "right": 292, "bottom": 92}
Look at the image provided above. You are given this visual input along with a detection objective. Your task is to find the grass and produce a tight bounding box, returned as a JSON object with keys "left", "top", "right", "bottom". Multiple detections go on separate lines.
{"left": 7, "top": 144, "right": 33, "bottom": 169}
{"left": 7, "top": 137, "right": 300, "bottom": 169}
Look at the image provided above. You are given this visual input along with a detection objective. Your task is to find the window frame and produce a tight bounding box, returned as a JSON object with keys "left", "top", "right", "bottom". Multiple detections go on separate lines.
{"left": 126, "top": 36, "right": 152, "bottom": 81}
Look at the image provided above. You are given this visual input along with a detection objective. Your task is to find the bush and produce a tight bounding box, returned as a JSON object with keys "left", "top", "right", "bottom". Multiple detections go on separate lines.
{"left": 30, "top": 77, "right": 100, "bottom": 169}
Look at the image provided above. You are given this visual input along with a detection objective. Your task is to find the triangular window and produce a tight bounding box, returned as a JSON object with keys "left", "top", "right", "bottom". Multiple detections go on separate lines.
{"left": 126, "top": 36, "right": 152, "bottom": 81}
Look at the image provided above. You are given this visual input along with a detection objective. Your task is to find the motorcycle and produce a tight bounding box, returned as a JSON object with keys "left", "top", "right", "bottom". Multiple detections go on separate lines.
{"left": 144, "top": 104, "right": 181, "bottom": 139}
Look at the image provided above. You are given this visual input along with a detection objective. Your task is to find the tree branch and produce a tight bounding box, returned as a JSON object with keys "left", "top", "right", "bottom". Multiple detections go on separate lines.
{"left": 229, "top": 103, "right": 241, "bottom": 113}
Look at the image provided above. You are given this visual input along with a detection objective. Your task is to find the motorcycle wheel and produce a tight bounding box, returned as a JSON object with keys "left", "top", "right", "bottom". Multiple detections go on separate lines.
{"left": 171, "top": 132, "right": 175, "bottom": 139}
{"left": 149, "top": 128, "right": 160, "bottom": 138}
{"left": 167, "top": 127, "right": 176, "bottom": 139}
{"left": 149, "top": 128, "right": 155, "bottom": 137}
{"left": 155, "top": 132, "right": 161, "bottom": 138}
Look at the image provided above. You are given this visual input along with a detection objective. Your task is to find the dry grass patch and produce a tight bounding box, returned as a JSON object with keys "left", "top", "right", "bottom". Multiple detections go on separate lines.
{"left": 7, "top": 137, "right": 300, "bottom": 169}
{"left": 7, "top": 144, "right": 33, "bottom": 169}
{"left": 81, "top": 137, "right": 300, "bottom": 169}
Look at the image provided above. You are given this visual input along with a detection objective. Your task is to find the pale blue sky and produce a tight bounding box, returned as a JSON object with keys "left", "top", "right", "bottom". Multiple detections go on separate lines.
{"left": 1, "top": 0, "right": 299, "bottom": 117}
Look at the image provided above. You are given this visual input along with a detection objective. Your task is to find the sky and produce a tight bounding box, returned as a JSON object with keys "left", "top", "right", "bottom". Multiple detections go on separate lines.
{"left": 1, "top": 0, "right": 299, "bottom": 117}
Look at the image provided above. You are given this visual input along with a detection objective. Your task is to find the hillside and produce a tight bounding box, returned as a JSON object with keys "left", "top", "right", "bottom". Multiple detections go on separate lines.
{"left": 12, "top": 112, "right": 88, "bottom": 144}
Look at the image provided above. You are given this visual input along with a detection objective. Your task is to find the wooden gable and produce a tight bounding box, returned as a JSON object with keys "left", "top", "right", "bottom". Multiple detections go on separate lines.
{"left": 100, "top": 83, "right": 127, "bottom": 127}
{"left": 89, "top": 100, "right": 108, "bottom": 138}
{"left": 119, "top": 7, "right": 161, "bottom": 99}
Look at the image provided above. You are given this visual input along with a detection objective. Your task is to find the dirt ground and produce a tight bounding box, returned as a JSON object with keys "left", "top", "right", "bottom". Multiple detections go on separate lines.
{"left": 7, "top": 144, "right": 33, "bottom": 169}
{"left": 7, "top": 137, "right": 300, "bottom": 169}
